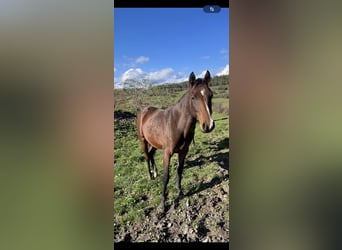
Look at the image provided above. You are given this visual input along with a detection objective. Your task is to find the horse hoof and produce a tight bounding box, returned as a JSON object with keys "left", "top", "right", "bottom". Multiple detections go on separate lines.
{"left": 174, "top": 192, "right": 183, "bottom": 209}
{"left": 157, "top": 205, "right": 166, "bottom": 218}
{"left": 174, "top": 199, "right": 180, "bottom": 209}
{"left": 157, "top": 210, "right": 165, "bottom": 220}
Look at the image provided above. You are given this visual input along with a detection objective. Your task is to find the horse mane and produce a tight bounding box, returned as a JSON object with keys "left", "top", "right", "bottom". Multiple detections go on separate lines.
{"left": 178, "top": 91, "right": 189, "bottom": 103}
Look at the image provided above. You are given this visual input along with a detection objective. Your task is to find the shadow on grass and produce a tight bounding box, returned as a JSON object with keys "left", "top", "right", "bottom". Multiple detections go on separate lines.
{"left": 202, "top": 137, "right": 229, "bottom": 151}
{"left": 182, "top": 137, "right": 229, "bottom": 197}
{"left": 217, "top": 137, "right": 229, "bottom": 150}
{"left": 185, "top": 174, "right": 228, "bottom": 197}
{"left": 185, "top": 137, "right": 229, "bottom": 171}
{"left": 213, "top": 151, "right": 229, "bottom": 171}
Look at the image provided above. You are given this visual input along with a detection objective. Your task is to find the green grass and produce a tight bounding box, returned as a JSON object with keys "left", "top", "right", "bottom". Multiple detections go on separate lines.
{"left": 114, "top": 112, "right": 229, "bottom": 226}
{"left": 114, "top": 76, "right": 229, "bottom": 227}
{"left": 212, "top": 98, "right": 229, "bottom": 104}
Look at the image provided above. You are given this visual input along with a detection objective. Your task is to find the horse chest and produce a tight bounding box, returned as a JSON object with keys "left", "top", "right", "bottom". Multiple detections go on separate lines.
{"left": 174, "top": 129, "right": 194, "bottom": 151}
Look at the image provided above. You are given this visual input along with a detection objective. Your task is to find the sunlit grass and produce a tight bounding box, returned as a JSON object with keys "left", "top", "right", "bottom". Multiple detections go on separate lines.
{"left": 114, "top": 112, "right": 228, "bottom": 226}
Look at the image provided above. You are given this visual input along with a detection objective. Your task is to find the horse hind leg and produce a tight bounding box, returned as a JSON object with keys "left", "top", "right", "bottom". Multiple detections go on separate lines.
{"left": 148, "top": 146, "right": 157, "bottom": 179}
{"left": 141, "top": 140, "right": 153, "bottom": 180}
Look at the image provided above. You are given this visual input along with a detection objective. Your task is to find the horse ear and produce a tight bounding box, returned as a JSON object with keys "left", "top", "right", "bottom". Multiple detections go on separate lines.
{"left": 189, "top": 72, "right": 196, "bottom": 87}
{"left": 204, "top": 70, "right": 211, "bottom": 83}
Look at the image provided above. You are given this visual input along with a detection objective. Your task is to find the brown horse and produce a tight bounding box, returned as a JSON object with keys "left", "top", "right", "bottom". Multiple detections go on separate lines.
{"left": 136, "top": 70, "right": 215, "bottom": 213}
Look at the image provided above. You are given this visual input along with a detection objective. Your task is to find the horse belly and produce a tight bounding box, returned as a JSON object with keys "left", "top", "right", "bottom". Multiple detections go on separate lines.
{"left": 142, "top": 121, "right": 164, "bottom": 149}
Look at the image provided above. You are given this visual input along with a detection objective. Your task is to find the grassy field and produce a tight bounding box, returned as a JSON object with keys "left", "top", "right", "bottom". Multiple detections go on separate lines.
{"left": 114, "top": 113, "right": 229, "bottom": 225}
{"left": 114, "top": 75, "right": 229, "bottom": 241}
{"left": 114, "top": 75, "right": 229, "bottom": 114}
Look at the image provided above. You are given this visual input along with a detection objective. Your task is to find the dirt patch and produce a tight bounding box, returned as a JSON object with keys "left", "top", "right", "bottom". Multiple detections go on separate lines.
{"left": 114, "top": 168, "right": 229, "bottom": 243}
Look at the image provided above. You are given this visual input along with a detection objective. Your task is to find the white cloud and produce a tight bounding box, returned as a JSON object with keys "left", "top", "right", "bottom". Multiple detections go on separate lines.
{"left": 216, "top": 64, "right": 229, "bottom": 76}
{"left": 220, "top": 48, "right": 228, "bottom": 54}
{"left": 114, "top": 67, "right": 116, "bottom": 72}
{"left": 198, "top": 70, "right": 209, "bottom": 78}
{"left": 121, "top": 55, "right": 150, "bottom": 68}
{"left": 114, "top": 68, "right": 188, "bottom": 88}
{"left": 148, "top": 68, "right": 174, "bottom": 82}
{"left": 121, "top": 68, "right": 146, "bottom": 83}
{"left": 220, "top": 49, "right": 228, "bottom": 60}
{"left": 201, "top": 55, "right": 210, "bottom": 60}
{"left": 135, "top": 56, "right": 149, "bottom": 64}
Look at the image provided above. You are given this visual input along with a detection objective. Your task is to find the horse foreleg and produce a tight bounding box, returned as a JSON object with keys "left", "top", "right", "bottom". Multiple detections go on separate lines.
{"left": 160, "top": 151, "right": 171, "bottom": 213}
{"left": 176, "top": 151, "right": 187, "bottom": 200}
{"left": 173, "top": 152, "right": 186, "bottom": 209}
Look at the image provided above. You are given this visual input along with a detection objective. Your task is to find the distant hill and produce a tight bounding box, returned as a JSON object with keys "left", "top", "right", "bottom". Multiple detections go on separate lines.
{"left": 114, "top": 74, "right": 229, "bottom": 116}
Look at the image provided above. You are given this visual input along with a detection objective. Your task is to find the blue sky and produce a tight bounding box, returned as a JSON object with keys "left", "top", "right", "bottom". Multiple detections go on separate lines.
{"left": 114, "top": 8, "right": 229, "bottom": 88}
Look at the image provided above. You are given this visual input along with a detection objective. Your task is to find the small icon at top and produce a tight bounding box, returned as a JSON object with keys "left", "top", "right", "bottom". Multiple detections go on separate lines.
{"left": 203, "top": 5, "right": 221, "bottom": 13}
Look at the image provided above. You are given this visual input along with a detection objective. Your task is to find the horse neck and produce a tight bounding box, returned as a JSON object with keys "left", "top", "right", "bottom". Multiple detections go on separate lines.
{"left": 175, "top": 91, "right": 197, "bottom": 126}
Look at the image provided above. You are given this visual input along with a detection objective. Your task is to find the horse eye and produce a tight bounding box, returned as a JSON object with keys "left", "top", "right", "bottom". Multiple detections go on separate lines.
{"left": 191, "top": 95, "right": 195, "bottom": 100}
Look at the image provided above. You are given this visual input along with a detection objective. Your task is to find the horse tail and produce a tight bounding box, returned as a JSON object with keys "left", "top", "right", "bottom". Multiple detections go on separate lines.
{"left": 136, "top": 111, "right": 143, "bottom": 139}
{"left": 137, "top": 108, "right": 147, "bottom": 139}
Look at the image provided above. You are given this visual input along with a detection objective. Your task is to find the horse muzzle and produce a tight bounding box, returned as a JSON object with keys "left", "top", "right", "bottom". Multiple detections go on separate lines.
{"left": 201, "top": 121, "right": 215, "bottom": 133}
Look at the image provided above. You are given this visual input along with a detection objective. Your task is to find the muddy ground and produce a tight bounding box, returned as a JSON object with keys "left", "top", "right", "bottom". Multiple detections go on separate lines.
{"left": 113, "top": 167, "right": 229, "bottom": 243}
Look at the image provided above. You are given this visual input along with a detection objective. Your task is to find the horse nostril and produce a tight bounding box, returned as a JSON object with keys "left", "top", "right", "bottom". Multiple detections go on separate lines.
{"left": 202, "top": 123, "right": 209, "bottom": 132}
{"left": 211, "top": 121, "right": 215, "bottom": 131}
